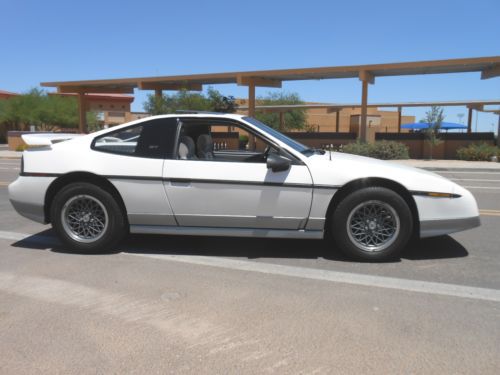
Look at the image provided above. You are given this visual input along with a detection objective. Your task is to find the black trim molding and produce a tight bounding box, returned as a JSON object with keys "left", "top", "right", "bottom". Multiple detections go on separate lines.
{"left": 20, "top": 172, "right": 342, "bottom": 190}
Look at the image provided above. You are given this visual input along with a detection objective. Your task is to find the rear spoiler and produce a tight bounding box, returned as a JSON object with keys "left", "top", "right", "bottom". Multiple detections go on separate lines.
{"left": 21, "top": 133, "right": 83, "bottom": 147}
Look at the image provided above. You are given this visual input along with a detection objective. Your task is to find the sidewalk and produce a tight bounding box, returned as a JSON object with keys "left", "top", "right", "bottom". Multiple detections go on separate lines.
{"left": 389, "top": 159, "right": 500, "bottom": 171}
{"left": 0, "top": 150, "right": 22, "bottom": 159}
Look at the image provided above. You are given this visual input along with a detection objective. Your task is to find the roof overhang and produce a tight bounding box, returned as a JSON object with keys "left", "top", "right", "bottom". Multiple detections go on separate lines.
{"left": 41, "top": 56, "right": 500, "bottom": 94}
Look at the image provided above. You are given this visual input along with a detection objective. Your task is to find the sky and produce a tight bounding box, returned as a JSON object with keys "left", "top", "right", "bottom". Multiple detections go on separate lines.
{"left": 1, "top": 0, "right": 499, "bottom": 132}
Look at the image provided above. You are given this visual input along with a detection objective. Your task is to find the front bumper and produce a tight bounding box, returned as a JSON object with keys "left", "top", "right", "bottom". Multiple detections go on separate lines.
{"left": 415, "top": 183, "right": 481, "bottom": 238}
{"left": 420, "top": 216, "right": 481, "bottom": 238}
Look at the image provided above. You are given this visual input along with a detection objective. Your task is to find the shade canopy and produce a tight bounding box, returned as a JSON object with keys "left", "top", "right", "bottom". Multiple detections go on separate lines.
{"left": 41, "top": 56, "right": 500, "bottom": 94}
{"left": 401, "top": 122, "right": 468, "bottom": 130}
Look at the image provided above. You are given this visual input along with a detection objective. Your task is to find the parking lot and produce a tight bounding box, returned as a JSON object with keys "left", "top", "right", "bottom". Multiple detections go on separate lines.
{"left": 1, "top": 157, "right": 499, "bottom": 374}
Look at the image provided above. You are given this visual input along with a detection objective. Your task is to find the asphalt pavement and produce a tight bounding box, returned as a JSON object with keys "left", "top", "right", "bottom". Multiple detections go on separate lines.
{"left": 0, "top": 157, "right": 499, "bottom": 374}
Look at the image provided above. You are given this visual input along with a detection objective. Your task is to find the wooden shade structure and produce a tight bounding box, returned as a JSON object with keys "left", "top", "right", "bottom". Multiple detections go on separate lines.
{"left": 41, "top": 56, "right": 500, "bottom": 138}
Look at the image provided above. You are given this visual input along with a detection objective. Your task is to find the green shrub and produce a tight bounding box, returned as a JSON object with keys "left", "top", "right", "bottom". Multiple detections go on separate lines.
{"left": 456, "top": 143, "right": 499, "bottom": 161}
{"left": 16, "top": 144, "right": 28, "bottom": 152}
{"left": 340, "top": 141, "right": 372, "bottom": 157}
{"left": 370, "top": 140, "right": 410, "bottom": 160}
{"left": 341, "top": 141, "right": 409, "bottom": 160}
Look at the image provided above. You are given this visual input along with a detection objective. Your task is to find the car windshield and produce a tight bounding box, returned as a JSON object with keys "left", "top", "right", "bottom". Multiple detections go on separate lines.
{"left": 243, "top": 117, "right": 312, "bottom": 154}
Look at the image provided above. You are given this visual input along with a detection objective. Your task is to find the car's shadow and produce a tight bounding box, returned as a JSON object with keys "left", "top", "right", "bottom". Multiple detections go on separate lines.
{"left": 11, "top": 228, "right": 469, "bottom": 263}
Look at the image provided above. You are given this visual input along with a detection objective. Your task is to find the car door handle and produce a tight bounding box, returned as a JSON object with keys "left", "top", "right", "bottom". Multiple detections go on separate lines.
{"left": 169, "top": 179, "right": 191, "bottom": 187}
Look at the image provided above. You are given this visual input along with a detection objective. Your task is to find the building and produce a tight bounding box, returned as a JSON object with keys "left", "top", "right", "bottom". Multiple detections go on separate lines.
{"left": 306, "top": 105, "right": 415, "bottom": 133}
{"left": 50, "top": 93, "right": 138, "bottom": 125}
{"left": 0, "top": 89, "right": 19, "bottom": 100}
{"left": 235, "top": 99, "right": 415, "bottom": 133}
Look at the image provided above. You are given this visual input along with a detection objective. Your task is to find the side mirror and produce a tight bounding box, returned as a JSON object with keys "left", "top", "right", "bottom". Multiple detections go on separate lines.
{"left": 266, "top": 153, "right": 291, "bottom": 172}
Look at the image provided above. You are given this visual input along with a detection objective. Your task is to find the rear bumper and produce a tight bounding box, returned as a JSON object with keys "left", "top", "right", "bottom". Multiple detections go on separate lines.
{"left": 8, "top": 176, "right": 55, "bottom": 224}
{"left": 9, "top": 199, "right": 46, "bottom": 223}
{"left": 420, "top": 216, "right": 481, "bottom": 238}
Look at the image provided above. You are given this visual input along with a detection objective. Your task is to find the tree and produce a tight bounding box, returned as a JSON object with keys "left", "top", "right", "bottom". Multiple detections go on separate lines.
{"left": 206, "top": 87, "right": 238, "bottom": 113}
{"left": 143, "top": 87, "right": 238, "bottom": 115}
{"left": 0, "top": 88, "right": 98, "bottom": 132}
{"left": 254, "top": 92, "right": 306, "bottom": 131}
{"left": 421, "top": 106, "right": 444, "bottom": 160}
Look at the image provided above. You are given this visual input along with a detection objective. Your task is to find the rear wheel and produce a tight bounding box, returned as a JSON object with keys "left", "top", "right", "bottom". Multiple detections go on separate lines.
{"left": 331, "top": 187, "right": 413, "bottom": 261}
{"left": 51, "top": 183, "right": 126, "bottom": 253}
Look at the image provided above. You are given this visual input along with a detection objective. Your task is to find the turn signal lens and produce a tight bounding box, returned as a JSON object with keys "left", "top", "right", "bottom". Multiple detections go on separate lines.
{"left": 427, "top": 192, "right": 452, "bottom": 197}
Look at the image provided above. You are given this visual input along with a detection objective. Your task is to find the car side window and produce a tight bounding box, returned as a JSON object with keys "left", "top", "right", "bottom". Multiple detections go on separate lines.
{"left": 93, "top": 118, "right": 178, "bottom": 159}
{"left": 173, "top": 119, "right": 276, "bottom": 163}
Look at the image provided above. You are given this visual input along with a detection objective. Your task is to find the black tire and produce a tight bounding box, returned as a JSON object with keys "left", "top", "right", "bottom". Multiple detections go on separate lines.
{"left": 331, "top": 187, "right": 413, "bottom": 261}
{"left": 50, "top": 182, "right": 127, "bottom": 253}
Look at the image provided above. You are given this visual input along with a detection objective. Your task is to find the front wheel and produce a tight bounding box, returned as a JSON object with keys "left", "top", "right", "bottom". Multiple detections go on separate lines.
{"left": 331, "top": 187, "right": 413, "bottom": 261}
{"left": 50, "top": 183, "right": 126, "bottom": 253}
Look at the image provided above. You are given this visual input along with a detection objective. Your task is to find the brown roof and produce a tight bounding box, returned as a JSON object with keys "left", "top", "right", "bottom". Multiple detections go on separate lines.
{"left": 0, "top": 89, "right": 19, "bottom": 98}
{"left": 49, "top": 92, "right": 134, "bottom": 103}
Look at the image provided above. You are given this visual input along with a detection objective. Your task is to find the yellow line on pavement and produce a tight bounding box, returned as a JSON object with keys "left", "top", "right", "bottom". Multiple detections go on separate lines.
{"left": 479, "top": 209, "right": 500, "bottom": 217}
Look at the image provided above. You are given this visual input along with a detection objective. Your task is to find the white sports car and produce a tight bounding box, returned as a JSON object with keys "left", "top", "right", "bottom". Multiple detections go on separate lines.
{"left": 8, "top": 113, "right": 480, "bottom": 260}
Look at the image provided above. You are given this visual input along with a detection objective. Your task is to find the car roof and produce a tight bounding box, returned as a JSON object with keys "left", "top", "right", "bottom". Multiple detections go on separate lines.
{"left": 145, "top": 113, "right": 246, "bottom": 122}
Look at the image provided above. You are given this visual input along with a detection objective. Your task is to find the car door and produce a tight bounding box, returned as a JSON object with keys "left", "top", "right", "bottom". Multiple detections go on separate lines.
{"left": 162, "top": 119, "right": 313, "bottom": 230}
{"left": 91, "top": 117, "right": 178, "bottom": 226}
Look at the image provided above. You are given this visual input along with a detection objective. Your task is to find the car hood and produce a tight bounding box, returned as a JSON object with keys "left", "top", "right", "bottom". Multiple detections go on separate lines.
{"left": 306, "top": 152, "right": 457, "bottom": 193}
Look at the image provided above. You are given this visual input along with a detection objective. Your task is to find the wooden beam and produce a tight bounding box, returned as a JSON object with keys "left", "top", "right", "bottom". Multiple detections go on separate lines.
{"left": 336, "top": 110, "right": 340, "bottom": 133}
{"left": 41, "top": 57, "right": 500, "bottom": 90}
{"left": 397, "top": 107, "right": 402, "bottom": 133}
{"left": 467, "top": 107, "right": 473, "bottom": 133}
{"left": 279, "top": 112, "right": 285, "bottom": 131}
{"left": 155, "top": 89, "right": 162, "bottom": 98}
{"left": 359, "top": 79, "right": 369, "bottom": 141}
{"left": 248, "top": 82, "right": 256, "bottom": 117}
{"left": 237, "top": 76, "right": 282, "bottom": 88}
{"left": 138, "top": 82, "right": 203, "bottom": 91}
{"left": 358, "top": 70, "right": 375, "bottom": 84}
{"left": 248, "top": 82, "right": 256, "bottom": 149}
{"left": 467, "top": 104, "right": 484, "bottom": 111}
{"left": 497, "top": 114, "right": 500, "bottom": 146}
{"left": 58, "top": 86, "right": 134, "bottom": 94}
{"left": 358, "top": 71, "right": 374, "bottom": 140}
{"left": 77, "top": 93, "right": 87, "bottom": 133}
{"left": 481, "top": 64, "right": 500, "bottom": 79}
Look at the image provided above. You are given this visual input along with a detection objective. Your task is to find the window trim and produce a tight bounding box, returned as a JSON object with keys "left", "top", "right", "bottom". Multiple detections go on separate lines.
{"left": 91, "top": 119, "right": 180, "bottom": 159}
